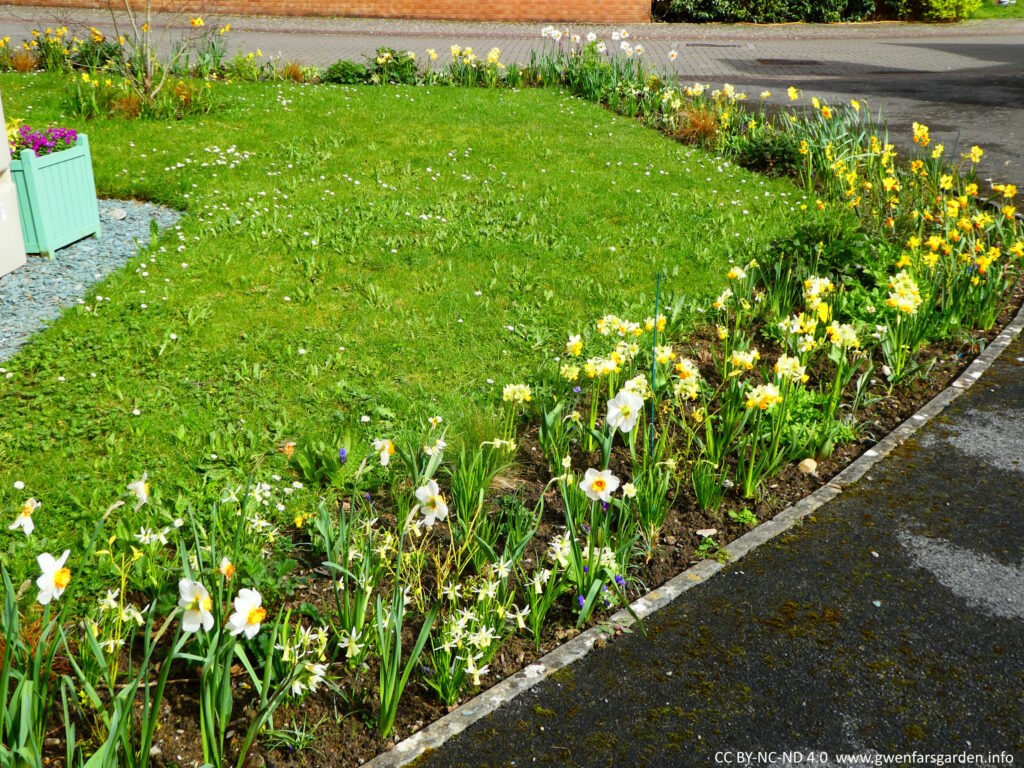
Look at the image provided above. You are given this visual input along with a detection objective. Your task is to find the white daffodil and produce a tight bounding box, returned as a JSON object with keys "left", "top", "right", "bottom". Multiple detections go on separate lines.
{"left": 99, "top": 588, "right": 120, "bottom": 612}
{"left": 305, "top": 663, "right": 327, "bottom": 692}
{"left": 606, "top": 389, "right": 644, "bottom": 434}
{"left": 340, "top": 628, "right": 363, "bottom": 660}
{"left": 372, "top": 438, "right": 394, "bottom": 467}
{"left": 513, "top": 604, "right": 531, "bottom": 630}
{"left": 9, "top": 498, "right": 39, "bottom": 537}
{"left": 128, "top": 473, "right": 150, "bottom": 511}
{"left": 579, "top": 468, "right": 620, "bottom": 503}
{"left": 36, "top": 550, "right": 72, "bottom": 605}
{"left": 226, "top": 588, "right": 266, "bottom": 639}
{"left": 178, "top": 579, "right": 214, "bottom": 633}
{"left": 415, "top": 479, "right": 448, "bottom": 527}
{"left": 218, "top": 557, "right": 236, "bottom": 580}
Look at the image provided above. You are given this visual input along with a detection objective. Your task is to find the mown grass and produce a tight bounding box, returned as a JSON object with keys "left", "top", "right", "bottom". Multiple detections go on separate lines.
{"left": 0, "top": 74, "right": 815, "bottom": 590}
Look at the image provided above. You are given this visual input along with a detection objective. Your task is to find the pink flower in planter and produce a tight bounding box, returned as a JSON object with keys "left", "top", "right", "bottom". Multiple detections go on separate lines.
{"left": 11, "top": 124, "right": 77, "bottom": 157}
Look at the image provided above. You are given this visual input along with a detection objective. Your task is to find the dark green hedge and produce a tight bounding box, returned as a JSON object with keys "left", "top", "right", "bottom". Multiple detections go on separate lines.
{"left": 655, "top": 0, "right": 979, "bottom": 21}
{"left": 655, "top": 0, "right": 887, "bottom": 22}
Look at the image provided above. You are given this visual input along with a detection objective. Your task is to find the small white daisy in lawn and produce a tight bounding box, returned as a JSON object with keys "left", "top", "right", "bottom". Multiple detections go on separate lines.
{"left": 298, "top": 348, "right": 306, "bottom": 355}
{"left": 132, "top": 409, "right": 141, "bottom": 416}
{"left": 361, "top": 415, "right": 371, "bottom": 423}
{"left": 283, "top": 296, "right": 291, "bottom": 302}
{"left": 13, "top": 480, "right": 24, "bottom": 490}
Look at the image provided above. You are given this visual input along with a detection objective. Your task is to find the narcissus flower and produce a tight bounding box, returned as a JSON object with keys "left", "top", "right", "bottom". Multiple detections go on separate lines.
{"left": 644, "top": 315, "right": 667, "bottom": 332}
{"left": 674, "top": 359, "right": 702, "bottom": 400}
{"left": 606, "top": 389, "right": 644, "bottom": 434}
{"left": 580, "top": 468, "right": 619, "bottom": 502}
{"left": 502, "top": 383, "right": 532, "bottom": 404}
{"left": 128, "top": 473, "right": 149, "bottom": 510}
{"left": 415, "top": 479, "right": 448, "bottom": 527}
{"left": 9, "top": 498, "right": 38, "bottom": 536}
{"left": 729, "top": 349, "right": 760, "bottom": 372}
{"left": 227, "top": 588, "right": 266, "bottom": 639}
{"left": 887, "top": 271, "right": 922, "bottom": 315}
{"left": 373, "top": 438, "right": 395, "bottom": 466}
{"left": 787, "top": 86, "right": 800, "bottom": 101}
{"left": 746, "top": 383, "right": 783, "bottom": 411}
{"left": 565, "top": 334, "right": 583, "bottom": 356}
{"left": 178, "top": 579, "right": 215, "bottom": 633}
{"left": 774, "top": 355, "right": 808, "bottom": 384}
{"left": 36, "top": 550, "right": 71, "bottom": 605}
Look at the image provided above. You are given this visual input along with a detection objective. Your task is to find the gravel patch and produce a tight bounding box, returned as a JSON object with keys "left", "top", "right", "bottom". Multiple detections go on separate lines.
{"left": 0, "top": 198, "right": 181, "bottom": 362}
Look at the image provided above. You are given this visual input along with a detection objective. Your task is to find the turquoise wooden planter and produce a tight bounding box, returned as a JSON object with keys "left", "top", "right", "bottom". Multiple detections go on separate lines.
{"left": 10, "top": 134, "right": 101, "bottom": 257}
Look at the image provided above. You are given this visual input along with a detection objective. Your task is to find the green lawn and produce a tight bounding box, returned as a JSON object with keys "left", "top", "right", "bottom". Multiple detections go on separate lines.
{"left": 971, "top": 0, "right": 1024, "bottom": 18}
{"left": 0, "top": 74, "right": 812, "bottom": 589}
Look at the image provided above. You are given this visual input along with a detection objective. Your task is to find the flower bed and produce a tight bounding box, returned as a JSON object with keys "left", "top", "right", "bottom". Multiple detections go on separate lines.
{"left": 0, "top": 25, "right": 1022, "bottom": 768}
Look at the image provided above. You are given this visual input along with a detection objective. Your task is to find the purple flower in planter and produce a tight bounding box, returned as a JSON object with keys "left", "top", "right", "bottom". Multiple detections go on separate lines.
{"left": 11, "top": 124, "right": 78, "bottom": 158}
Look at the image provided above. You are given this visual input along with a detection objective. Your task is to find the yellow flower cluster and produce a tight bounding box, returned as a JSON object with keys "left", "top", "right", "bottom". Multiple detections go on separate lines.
{"left": 673, "top": 359, "right": 701, "bottom": 400}
{"left": 502, "top": 383, "right": 532, "bottom": 404}
{"left": 887, "top": 270, "right": 922, "bottom": 315}
{"left": 826, "top": 322, "right": 859, "bottom": 349}
{"left": 774, "top": 354, "right": 808, "bottom": 384}
{"left": 746, "top": 383, "right": 782, "bottom": 411}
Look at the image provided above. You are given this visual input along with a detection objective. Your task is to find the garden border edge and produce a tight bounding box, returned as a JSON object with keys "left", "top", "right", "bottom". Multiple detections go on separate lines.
{"left": 362, "top": 298, "right": 1024, "bottom": 768}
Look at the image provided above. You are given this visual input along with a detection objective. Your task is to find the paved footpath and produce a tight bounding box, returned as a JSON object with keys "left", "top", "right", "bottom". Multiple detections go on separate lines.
{"left": 411, "top": 332, "right": 1024, "bottom": 765}
{"left": 1, "top": 8, "right": 1022, "bottom": 183}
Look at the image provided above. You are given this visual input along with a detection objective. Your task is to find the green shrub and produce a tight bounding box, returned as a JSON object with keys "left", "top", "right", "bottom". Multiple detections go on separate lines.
{"left": 728, "top": 123, "right": 802, "bottom": 176}
{"left": 661, "top": 0, "right": 978, "bottom": 19}
{"left": 323, "top": 58, "right": 368, "bottom": 84}
{"left": 915, "top": 0, "right": 981, "bottom": 19}
{"left": 366, "top": 47, "right": 417, "bottom": 85}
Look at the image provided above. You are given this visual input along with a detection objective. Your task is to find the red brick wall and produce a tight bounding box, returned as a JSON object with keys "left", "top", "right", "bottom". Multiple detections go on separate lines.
{"left": 7, "top": 0, "right": 650, "bottom": 22}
